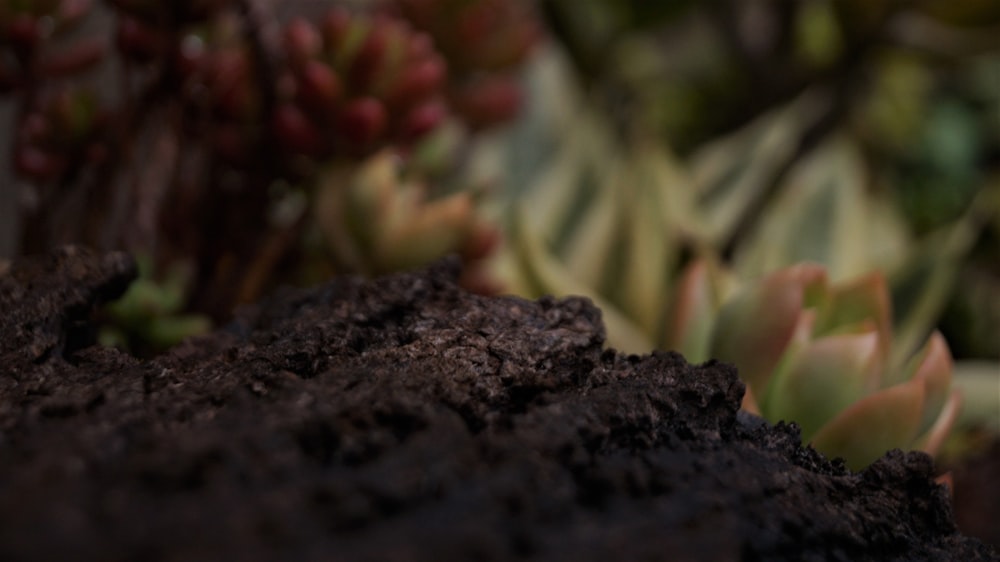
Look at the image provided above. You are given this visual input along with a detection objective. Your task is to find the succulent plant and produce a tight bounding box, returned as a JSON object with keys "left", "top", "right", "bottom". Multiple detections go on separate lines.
{"left": 489, "top": 48, "right": 993, "bottom": 469}
{"left": 663, "top": 260, "right": 962, "bottom": 469}
{"left": 273, "top": 9, "right": 449, "bottom": 161}
{"left": 391, "top": 0, "right": 542, "bottom": 129}
{"left": 99, "top": 254, "right": 211, "bottom": 355}
{"left": 313, "top": 151, "right": 499, "bottom": 290}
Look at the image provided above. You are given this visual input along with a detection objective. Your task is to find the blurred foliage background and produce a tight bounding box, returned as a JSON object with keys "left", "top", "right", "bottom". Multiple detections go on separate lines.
{"left": 0, "top": 0, "right": 996, "bottom": 459}
{"left": 494, "top": 0, "right": 1000, "bottom": 358}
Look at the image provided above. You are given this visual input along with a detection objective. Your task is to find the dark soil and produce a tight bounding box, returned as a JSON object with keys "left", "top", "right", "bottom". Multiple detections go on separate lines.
{"left": 0, "top": 247, "right": 996, "bottom": 561}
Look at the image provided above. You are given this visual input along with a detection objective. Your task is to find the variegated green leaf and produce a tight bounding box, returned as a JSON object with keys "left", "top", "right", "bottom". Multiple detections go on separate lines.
{"left": 732, "top": 135, "right": 909, "bottom": 283}
{"left": 690, "top": 93, "right": 822, "bottom": 244}
{"left": 889, "top": 191, "right": 990, "bottom": 366}
{"left": 506, "top": 206, "right": 654, "bottom": 353}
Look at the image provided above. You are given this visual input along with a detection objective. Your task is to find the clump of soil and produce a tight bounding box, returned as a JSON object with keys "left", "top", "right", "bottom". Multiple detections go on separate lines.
{"left": 0, "top": 247, "right": 996, "bottom": 561}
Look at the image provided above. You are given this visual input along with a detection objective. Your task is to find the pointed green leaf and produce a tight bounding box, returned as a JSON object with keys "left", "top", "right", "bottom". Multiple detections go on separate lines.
{"left": 731, "top": 136, "right": 883, "bottom": 282}
{"left": 519, "top": 125, "right": 595, "bottom": 244}
{"left": 889, "top": 188, "right": 992, "bottom": 365}
{"left": 691, "top": 93, "right": 822, "bottom": 244}
{"left": 562, "top": 155, "right": 623, "bottom": 294}
{"left": 618, "top": 149, "right": 679, "bottom": 337}
{"left": 913, "top": 389, "right": 962, "bottom": 459}
{"left": 815, "top": 272, "right": 893, "bottom": 380}
{"left": 897, "top": 332, "right": 954, "bottom": 431}
{"left": 710, "top": 264, "right": 828, "bottom": 394}
{"left": 764, "top": 330, "right": 882, "bottom": 442}
{"left": 662, "top": 259, "right": 716, "bottom": 362}
{"left": 810, "top": 380, "right": 926, "bottom": 470}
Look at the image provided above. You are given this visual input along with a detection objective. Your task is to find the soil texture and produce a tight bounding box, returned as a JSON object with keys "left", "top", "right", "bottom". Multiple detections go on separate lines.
{"left": 0, "top": 247, "right": 996, "bottom": 561}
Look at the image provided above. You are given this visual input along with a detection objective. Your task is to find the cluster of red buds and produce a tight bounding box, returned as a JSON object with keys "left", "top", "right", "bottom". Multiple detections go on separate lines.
{"left": 14, "top": 87, "right": 108, "bottom": 182}
{"left": 109, "top": 1, "right": 265, "bottom": 166}
{"left": 2, "top": 1, "right": 107, "bottom": 183}
{"left": 0, "top": 0, "right": 102, "bottom": 92}
{"left": 4, "top": 0, "right": 537, "bottom": 307}
{"left": 272, "top": 8, "right": 448, "bottom": 161}
{"left": 391, "top": 0, "right": 542, "bottom": 129}
{"left": 175, "top": 23, "right": 265, "bottom": 166}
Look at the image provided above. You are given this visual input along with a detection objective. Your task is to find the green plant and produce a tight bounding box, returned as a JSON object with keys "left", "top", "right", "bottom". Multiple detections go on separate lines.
{"left": 99, "top": 255, "right": 211, "bottom": 355}
{"left": 2, "top": 0, "right": 542, "bottom": 347}
{"left": 313, "top": 150, "right": 499, "bottom": 291}
{"left": 487, "top": 46, "right": 995, "bottom": 469}
{"left": 664, "top": 260, "right": 961, "bottom": 470}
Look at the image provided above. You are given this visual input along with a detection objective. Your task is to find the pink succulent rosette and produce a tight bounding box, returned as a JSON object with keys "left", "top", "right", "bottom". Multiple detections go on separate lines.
{"left": 665, "top": 260, "right": 962, "bottom": 470}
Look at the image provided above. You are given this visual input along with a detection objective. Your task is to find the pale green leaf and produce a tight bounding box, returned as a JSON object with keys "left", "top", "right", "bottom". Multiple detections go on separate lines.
{"left": 950, "top": 360, "right": 1000, "bottom": 433}
{"left": 690, "top": 92, "right": 823, "bottom": 244}
{"left": 506, "top": 206, "right": 655, "bottom": 354}
{"left": 732, "top": 136, "right": 889, "bottom": 282}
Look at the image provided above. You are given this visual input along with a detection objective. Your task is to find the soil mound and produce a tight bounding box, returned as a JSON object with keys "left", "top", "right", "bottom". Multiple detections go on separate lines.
{"left": 0, "top": 247, "right": 995, "bottom": 561}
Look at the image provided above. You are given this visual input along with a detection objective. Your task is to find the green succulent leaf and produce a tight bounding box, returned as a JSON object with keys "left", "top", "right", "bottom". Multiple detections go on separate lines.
{"left": 810, "top": 379, "right": 927, "bottom": 471}
{"left": 814, "top": 272, "right": 893, "bottom": 378}
{"left": 902, "top": 332, "right": 955, "bottom": 432}
{"left": 616, "top": 143, "right": 692, "bottom": 337}
{"left": 710, "top": 264, "right": 827, "bottom": 393}
{"left": 662, "top": 259, "right": 717, "bottom": 362}
{"left": 765, "top": 330, "right": 883, "bottom": 442}
{"left": 732, "top": 135, "right": 910, "bottom": 283}
{"left": 913, "top": 389, "right": 963, "bottom": 460}
{"left": 561, "top": 154, "right": 622, "bottom": 297}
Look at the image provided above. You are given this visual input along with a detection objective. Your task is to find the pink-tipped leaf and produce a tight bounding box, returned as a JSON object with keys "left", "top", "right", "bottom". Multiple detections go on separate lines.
{"left": 709, "top": 264, "right": 828, "bottom": 394}
{"left": 763, "top": 330, "right": 882, "bottom": 442}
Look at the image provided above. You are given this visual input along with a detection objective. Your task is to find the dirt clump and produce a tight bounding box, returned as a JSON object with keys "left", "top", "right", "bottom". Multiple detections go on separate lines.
{"left": 0, "top": 247, "right": 996, "bottom": 561}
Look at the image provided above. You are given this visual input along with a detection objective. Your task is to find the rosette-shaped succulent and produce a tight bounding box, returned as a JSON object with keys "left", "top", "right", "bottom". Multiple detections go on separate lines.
{"left": 314, "top": 151, "right": 498, "bottom": 290}
{"left": 664, "top": 260, "right": 963, "bottom": 469}
{"left": 273, "top": 9, "right": 448, "bottom": 160}
{"left": 392, "top": 0, "right": 542, "bottom": 129}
